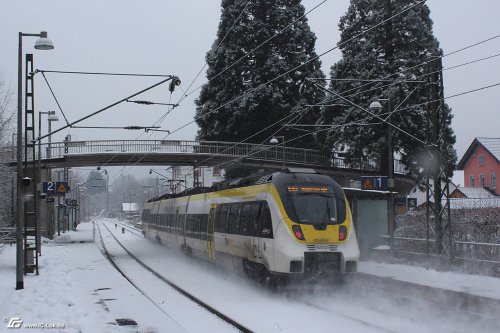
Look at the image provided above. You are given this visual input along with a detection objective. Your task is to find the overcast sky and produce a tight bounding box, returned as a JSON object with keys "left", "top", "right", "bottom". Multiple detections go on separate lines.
{"left": 1, "top": 0, "right": 499, "bottom": 184}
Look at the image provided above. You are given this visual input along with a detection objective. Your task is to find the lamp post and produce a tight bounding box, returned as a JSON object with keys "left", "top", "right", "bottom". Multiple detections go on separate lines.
{"left": 270, "top": 136, "right": 285, "bottom": 170}
{"left": 16, "top": 31, "right": 54, "bottom": 290}
{"left": 149, "top": 168, "right": 174, "bottom": 194}
{"left": 97, "top": 167, "right": 109, "bottom": 217}
{"left": 38, "top": 111, "right": 58, "bottom": 160}
{"left": 369, "top": 99, "right": 394, "bottom": 250}
{"left": 47, "top": 111, "right": 58, "bottom": 158}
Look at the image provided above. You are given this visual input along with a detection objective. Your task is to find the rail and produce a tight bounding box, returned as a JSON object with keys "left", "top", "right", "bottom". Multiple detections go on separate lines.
{"left": 1, "top": 139, "right": 407, "bottom": 174}
{"left": 97, "top": 221, "right": 254, "bottom": 332}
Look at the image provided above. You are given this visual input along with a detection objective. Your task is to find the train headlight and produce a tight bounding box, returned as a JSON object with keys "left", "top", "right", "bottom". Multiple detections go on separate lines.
{"left": 339, "top": 225, "right": 347, "bottom": 241}
{"left": 292, "top": 225, "right": 305, "bottom": 241}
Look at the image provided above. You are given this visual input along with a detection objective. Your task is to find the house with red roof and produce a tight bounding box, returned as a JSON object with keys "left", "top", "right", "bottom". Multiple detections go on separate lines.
{"left": 457, "top": 137, "right": 499, "bottom": 195}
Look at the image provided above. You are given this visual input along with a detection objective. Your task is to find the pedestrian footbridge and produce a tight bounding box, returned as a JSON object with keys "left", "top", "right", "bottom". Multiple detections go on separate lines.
{"left": 6, "top": 139, "right": 411, "bottom": 188}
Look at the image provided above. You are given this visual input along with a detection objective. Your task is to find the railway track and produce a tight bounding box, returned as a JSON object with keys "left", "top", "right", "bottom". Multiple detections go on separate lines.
{"left": 97, "top": 218, "right": 499, "bottom": 332}
{"left": 96, "top": 220, "right": 253, "bottom": 333}
{"left": 101, "top": 219, "right": 144, "bottom": 238}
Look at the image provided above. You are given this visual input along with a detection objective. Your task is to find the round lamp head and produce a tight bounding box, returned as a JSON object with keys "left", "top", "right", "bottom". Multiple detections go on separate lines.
{"left": 270, "top": 137, "right": 279, "bottom": 145}
{"left": 34, "top": 31, "right": 54, "bottom": 50}
{"left": 369, "top": 101, "right": 382, "bottom": 111}
{"left": 48, "top": 114, "right": 59, "bottom": 121}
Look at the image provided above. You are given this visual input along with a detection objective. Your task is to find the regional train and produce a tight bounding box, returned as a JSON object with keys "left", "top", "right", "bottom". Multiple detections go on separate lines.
{"left": 142, "top": 169, "right": 359, "bottom": 285}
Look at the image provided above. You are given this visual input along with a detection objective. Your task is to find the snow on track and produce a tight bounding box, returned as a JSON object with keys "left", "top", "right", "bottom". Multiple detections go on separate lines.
{"left": 97, "top": 221, "right": 241, "bottom": 333}
{"left": 99, "top": 218, "right": 487, "bottom": 333}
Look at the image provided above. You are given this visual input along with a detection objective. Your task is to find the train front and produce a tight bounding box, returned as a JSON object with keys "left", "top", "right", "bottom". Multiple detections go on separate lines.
{"left": 271, "top": 172, "right": 360, "bottom": 280}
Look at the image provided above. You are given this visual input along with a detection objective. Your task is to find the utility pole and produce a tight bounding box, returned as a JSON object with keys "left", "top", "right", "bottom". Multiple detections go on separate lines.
{"left": 426, "top": 57, "right": 453, "bottom": 258}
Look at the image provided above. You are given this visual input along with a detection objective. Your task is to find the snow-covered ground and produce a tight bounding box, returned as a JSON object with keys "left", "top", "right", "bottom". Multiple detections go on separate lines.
{"left": 1, "top": 219, "right": 499, "bottom": 333}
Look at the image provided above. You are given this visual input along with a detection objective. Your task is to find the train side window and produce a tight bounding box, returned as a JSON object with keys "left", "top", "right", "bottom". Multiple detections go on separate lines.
{"left": 260, "top": 202, "right": 273, "bottom": 239}
{"left": 336, "top": 197, "right": 346, "bottom": 223}
{"left": 239, "top": 203, "right": 252, "bottom": 236}
{"left": 228, "top": 203, "right": 241, "bottom": 234}
{"left": 250, "top": 202, "right": 262, "bottom": 237}
{"left": 200, "top": 215, "right": 208, "bottom": 240}
{"left": 185, "top": 215, "right": 191, "bottom": 237}
{"left": 194, "top": 215, "right": 200, "bottom": 239}
{"left": 218, "top": 204, "right": 230, "bottom": 233}
{"left": 177, "top": 214, "right": 184, "bottom": 233}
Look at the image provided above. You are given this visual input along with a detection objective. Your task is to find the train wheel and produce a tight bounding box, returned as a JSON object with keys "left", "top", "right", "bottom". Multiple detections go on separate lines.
{"left": 181, "top": 245, "right": 192, "bottom": 256}
{"left": 242, "top": 259, "right": 252, "bottom": 279}
{"left": 264, "top": 275, "right": 277, "bottom": 289}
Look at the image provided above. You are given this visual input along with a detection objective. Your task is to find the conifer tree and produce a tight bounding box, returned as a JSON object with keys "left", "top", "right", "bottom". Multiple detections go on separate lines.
{"left": 195, "top": 0, "right": 325, "bottom": 149}
{"left": 318, "top": 0, "right": 456, "bottom": 175}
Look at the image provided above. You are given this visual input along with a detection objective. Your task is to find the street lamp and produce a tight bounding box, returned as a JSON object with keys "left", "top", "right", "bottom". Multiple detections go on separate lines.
{"left": 97, "top": 167, "right": 109, "bottom": 217}
{"left": 16, "top": 31, "right": 54, "bottom": 290}
{"left": 269, "top": 136, "right": 285, "bottom": 170}
{"left": 369, "top": 99, "right": 394, "bottom": 250}
{"left": 38, "top": 111, "right": 59, "bottom": 159}
{"left": 97, "top": 167, "right": 109, "bottom": 218}
{"left": 368, "top": 99, "right": 393, "bottom": 181}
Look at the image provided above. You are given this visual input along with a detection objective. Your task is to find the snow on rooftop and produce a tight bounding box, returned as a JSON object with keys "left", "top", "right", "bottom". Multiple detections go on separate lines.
{"left": 477, "top": 137, "right": 500, "bottom": 162}
{"left": 457, "top": 187, "right": 496, "bottom": 198}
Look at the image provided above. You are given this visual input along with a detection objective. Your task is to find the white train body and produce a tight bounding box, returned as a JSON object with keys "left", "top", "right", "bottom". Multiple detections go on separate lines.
{"left": 142, "top": 171, "right": 360, "bottom": 282}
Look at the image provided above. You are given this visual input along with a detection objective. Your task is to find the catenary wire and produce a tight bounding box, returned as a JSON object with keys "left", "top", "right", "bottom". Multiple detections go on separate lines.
{"left": 208, "top": 81, "right": 500, "bottom": 170}
{"left": 94, "top": 1, "right": 488, "bottom": 180}
{"left": 46, "top": 0, "right": 422, "bottom": 179}
{"left": 92, "top": 0, "right": 253, "bottom": 177}
{"left": 46, "top": 1, "right": 496, "bottom": 184}
{"left": 110, "top": 0, "right": 329, "bottom": 176}
{"left": 176, "top": 0, "right": 252, "bottom": 106}
{"left": 312, "top": 50, "right": 500, "bottom": 112}
{"left": 176, "top": 0, "right": 328, "bottom": 105}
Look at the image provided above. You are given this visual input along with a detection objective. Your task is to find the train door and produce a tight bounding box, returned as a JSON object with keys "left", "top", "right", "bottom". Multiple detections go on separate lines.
{"left": 207, "top": 204, "right": 216, "bottom": 261}
{"left": 175, "top": 207, "right": 181, "bottom": 245}
{"left": 182, "top": 197, "right": 191, "bottom": 249}
{"left": 154, "top": 200, "right": 161, "bottom": 240}
{"left": 252, "top": 202, "right": 263, "bottom": 261}
{"left": 253, "top": 202, "right": 273, "bottom": 262}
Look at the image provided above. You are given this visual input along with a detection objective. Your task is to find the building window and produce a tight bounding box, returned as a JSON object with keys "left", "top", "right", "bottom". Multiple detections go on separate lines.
{"left": 469, "top": 175, "right": 475, "bottom": 187}
{"left": 491, "top": 173, "right": 497, "bottom": 189}
{"left": 479, "top": 155, "right": 484, "bottom": 166}
{"left": 480, "top": 174, "right": 485, "bottom": 188}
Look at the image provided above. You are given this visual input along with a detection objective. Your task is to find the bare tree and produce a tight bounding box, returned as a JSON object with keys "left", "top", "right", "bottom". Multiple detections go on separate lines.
{"left": 0, "top": 76, "right": 15, "bottom": 251}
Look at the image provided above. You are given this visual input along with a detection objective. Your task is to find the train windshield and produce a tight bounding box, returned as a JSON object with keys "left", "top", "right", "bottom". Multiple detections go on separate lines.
{"left": 286, "top": 184, "right": 339, "bottom": 225}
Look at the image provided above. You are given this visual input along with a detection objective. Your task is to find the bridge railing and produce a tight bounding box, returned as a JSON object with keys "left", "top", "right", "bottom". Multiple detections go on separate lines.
{"left": 1, "top": 139, "right": 407, "bottom": 173}
{"left": 42, "top": 140, "right": 335, "bottom": 166}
